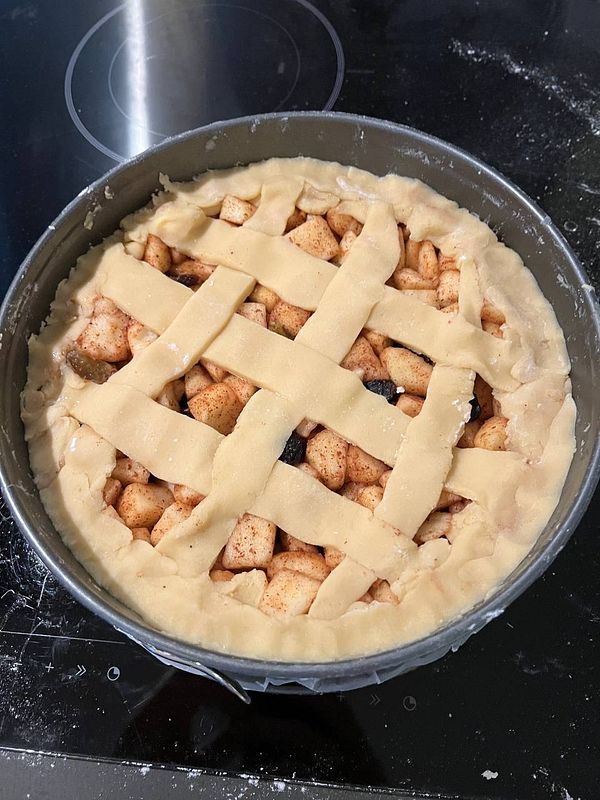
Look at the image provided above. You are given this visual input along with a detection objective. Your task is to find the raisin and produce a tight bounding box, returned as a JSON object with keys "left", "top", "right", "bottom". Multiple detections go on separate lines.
{"left": 364, "top": 379, "right": 397, "bottom": 404}
{"left": 469, "top": 395, "right": 481, "bottom": 421}
{"left": 171, "top": 273, "right": 199, "bottom": 288}
{"left": 66, "top": 349, "right": 116, "bottom": 384}
{"left": 279, "top": 431, "right": 307, "bottom": 465}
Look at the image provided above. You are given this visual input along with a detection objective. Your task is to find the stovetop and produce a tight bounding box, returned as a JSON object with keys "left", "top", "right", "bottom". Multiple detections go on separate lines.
{"left": 1, "top": 1, "right": 599, "bottom": 798}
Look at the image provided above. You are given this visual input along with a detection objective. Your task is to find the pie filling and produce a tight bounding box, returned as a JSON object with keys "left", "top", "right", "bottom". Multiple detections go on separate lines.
{"left": 22, "top": 159, "right": 575, "bottom": 660}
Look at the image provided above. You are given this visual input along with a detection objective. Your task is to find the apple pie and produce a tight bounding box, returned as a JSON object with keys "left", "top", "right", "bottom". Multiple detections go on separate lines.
{"left": 21, "top": 158, "right": 575, "bottom": 661}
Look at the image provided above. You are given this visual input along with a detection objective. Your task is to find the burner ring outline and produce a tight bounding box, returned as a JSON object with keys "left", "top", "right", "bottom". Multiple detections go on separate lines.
{"left": 64, "top": 0, "right": 345, "bottom": 162}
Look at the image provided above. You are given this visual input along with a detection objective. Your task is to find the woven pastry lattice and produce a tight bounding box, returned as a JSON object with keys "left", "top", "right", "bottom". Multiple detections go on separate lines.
{"left": 64, "top": 176, "right": 524, "bottom": 618}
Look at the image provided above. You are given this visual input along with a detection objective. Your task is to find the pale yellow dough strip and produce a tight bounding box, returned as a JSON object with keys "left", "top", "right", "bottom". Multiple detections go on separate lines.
{"left": 367, "top": 289, "right": 518, "bottom": 391}
{"left": 205, "top": 314, "right": 410, "bottom": 465}
{"left": 122, "top": 200, "right": 520, "bottom": 388}
{"left": 157, "top": 390, "right": 303, "bottom": 577}
{"left": 334, "top": 200, "right": 369, "bottom": 223}
{"left": 111, "top": 266, "right": 254, "bottom": 397}
{"left": 375, "top": 263, "right": 484, "bottom": 535}
{"left": 159, "top": 201, "right": 405, "bottom": 580}
{"left": 98, "top": 243, "right": 191, "bottom": 333}
{"left": 296, "top": 202, "right": 399, "bottom": 361}
{"left": 136, "top": 201, "right": 333, "bottom": 310}
{"left": 95, "top": 253, "right": 514, "bottom": 467}
{"left": 61, "top": 380, "right": 415, "bottom": 582}
{"left": 294, "top": 202, "right": 400, "bottom": 611}
{"left": 376, "top": 365, "right": 474, "bottom": 536}
{"left": 251, "top": 464, "right": 416, "bottom": 583}
{"left": 309, "top": 558, "right": 375, "bottom": 620}
{"left": 458, "top": 257, "right": 483, "bottom": 326}
{"left": 64, "top": 383, "right": 220, "bottom": 494}
{"left": 243, "top": 176, "right": 304, "bottom": 236}
{"left": 63, "top": 383, "right": 516, "bottom": 574}
{"left": 445, "top": 448, "right": 526, "bottom": 526}
{"left": 431, "top": 261, "right": 521, "bottom": 527}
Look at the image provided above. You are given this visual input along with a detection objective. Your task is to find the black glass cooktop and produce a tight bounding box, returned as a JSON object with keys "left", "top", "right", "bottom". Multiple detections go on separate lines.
{"left": 1, "top": 1, "right": 599, "bottom": 798}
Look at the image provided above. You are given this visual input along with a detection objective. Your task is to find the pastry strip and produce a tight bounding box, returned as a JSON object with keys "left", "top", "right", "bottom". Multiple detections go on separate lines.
{"left": 296, "top": 201, "right": 399, "bottom": 361}
{"left": 135, "top": 201, "right": 332, "bottom": 310}
{"left": 243, "top": 176, "right": 305, "bottom": 236}
{"left": 309, "top": 558, "right": 376, "bottom": 620}
{"left": 122, "top": 201, "right": 520, "bottom": 388}
{"left": 99, "top": 243, "right": 190, "bottom": 333}
{"left": 376, "top": 261, "right": 487, "bottom": 535}
{"left": 205, "top": 315, "right": 410, "bottom": 465}
{"left": 158, "top": 202, "right": 409, "bottom": 579}
{"left": 445, "top": 448, "right": 526, "bottom": 525}
{"left": 64, "top": 383, "right": 220, "bottom": 494}
{"left": 376, "top": 365, "right": 474, "bottom": 536}
{"left": 111, "top": 266, "right": 254, "bottom": 396}
{"left": 367, "top": 289, "right": 517, "bottom": 390}
{"left": 458, "top": 257, "right": 483, "bottom": 326}
{"left": 157, "top": 390, "right": 303, "bottom": 577}
{"left": 251, "top": 464, "right": 415, "bottom": 583}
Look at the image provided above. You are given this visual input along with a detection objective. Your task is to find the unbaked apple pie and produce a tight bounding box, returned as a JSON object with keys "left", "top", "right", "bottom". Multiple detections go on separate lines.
{"left": 22, "top": 158, "right": 575, "bottom": 661}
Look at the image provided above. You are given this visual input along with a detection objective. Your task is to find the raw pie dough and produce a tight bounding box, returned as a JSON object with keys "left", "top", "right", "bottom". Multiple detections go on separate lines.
{"left": 22, "top": 158, "right": 576, "bottom": 662}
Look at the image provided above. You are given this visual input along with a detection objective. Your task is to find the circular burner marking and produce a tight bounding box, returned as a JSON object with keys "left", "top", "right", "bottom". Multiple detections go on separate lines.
{"left": 64, "top": 0, "right": 345, "bottom": 161}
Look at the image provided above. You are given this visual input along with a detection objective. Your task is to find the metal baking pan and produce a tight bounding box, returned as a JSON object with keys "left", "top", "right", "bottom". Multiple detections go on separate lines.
{"left": 1, "top": 112, "right": 598, "bottom": 701}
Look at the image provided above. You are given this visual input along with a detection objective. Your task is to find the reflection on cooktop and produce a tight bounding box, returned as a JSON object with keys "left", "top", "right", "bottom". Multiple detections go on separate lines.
{"left": 65, "top": 0, "right": 344, "bottom": 160}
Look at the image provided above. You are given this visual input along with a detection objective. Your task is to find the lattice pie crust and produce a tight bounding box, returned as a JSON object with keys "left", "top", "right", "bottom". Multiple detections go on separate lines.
{"left": 22, "top": 158, "right": 575, "bottom": 661}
